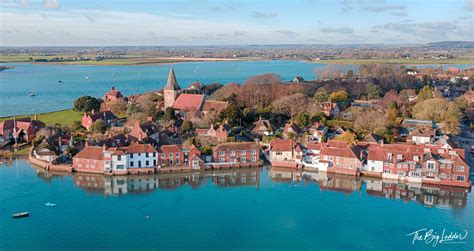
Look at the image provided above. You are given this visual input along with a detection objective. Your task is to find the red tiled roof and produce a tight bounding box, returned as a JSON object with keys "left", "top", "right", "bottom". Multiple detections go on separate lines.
{"left": 172, "top": 94, "right": 204, "bottom": 112}
{"left": 270, "top": 139, "right": 297, "bottom": 152}
{"left": 202, "top": 100, "right": 228, "bottom": 113}
{"left": 74, "top": 146, "right": 104, "bottom": 160}
{"left": 306, "top": 143, "right": 321, "bottom": 150}
{"left": 127, "top": 144, "right": 157, "bottom": 154}
{"left": 160, "top": 144, "right": 183, "bottom": 153}
{"left": 213, "top": 142, "right": 259, "bottom": 152}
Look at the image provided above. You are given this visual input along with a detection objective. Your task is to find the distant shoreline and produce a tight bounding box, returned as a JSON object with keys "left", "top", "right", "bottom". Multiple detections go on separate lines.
{"left": 1, "top": 56, "right": 473, "bottom": 66}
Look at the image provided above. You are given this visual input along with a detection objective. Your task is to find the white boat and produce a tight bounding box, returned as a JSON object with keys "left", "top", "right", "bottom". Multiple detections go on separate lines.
{"left": 45, "top": 202, "right": 57, "bottom": 207}
{"left": 29, "top": 93, "right": 36, "bottom": 97}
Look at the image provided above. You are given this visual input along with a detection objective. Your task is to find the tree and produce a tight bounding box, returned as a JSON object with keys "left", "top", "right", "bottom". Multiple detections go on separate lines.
{"left": 335, "top": 132, "right": 357, "bottom": 146}
{"left": 366, "top": 83, "right": 382, "bottom": 100}
{"left": 181, "top": 120, "right": 193, "bottom": 132}
{"left": 295, "top": 112, "right": 311, "bottom": 128}
{"left": 272, "top": 93, "right": 309, "bottom": 118}
{"left": 412, "top": 98, "right": 461, "bottom": 135}
{"left": 329, "top": 90, "right": 349, "bottom": 103}
{"left": 417, "top": 85, "right": 434, "bottom": 101}
{"left": 127, "top": 102, "right": 140, "bottom": 116}
{"left": 220, "top": 104, "right": 241, "bottom": 125}
{"left": 91, "top": 119, "right": 106, "bottom": 134}
{"left": 73, "top": 96, "right": 102, "bottom": 112}
{"left": 314, "top": 88, "right": 329, "bottom": 102}
{"left": 71, "top": 121, "right": 85, "bottom": 132}
{"left": 163, "top": 107, "right": 176, "bottom": 122}
{"left": 354, "top": 110, "right": 387, "bottom": 134}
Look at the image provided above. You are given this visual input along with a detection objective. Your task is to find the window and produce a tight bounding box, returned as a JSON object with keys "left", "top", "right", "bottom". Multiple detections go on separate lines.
{"left": 219, "top": 151, "right": 225, "bottom": 156}
{"left": 456, "top": 166, "right": 464, "bottom": 172}
{"left": 241, "top": 150, "right": 246, "bottom": 155}
{"left": 176, "top": 159, "right": 180, "bottom": 165}
{"left": 116, "top": 165, "right": 124, "bottom": 170}
{"left": 146, "top": 153, "right": 149, "bottom": 158}
{"left": 384, "top": 169, "right": 391, "bottom": 174}
{"left": 138, "top": 153, "right": 141, "bottom": 157}
{"left": 456, "top": 175, "right": 465, "bottom": 181}
{"left": 251, "top": 156, "right": 257, "bottom": 162}
{"left": 161, "top": 153, "right": 165, "bottom": 158}
{"left": 117, "top": 155, "right": 121, "bottom": 161}
{"left": 427, "top": 162, "right": 435, "bottom": 170}
{"left": 138, "top": 161, "right": 142, "bottom": 168}
{"left": 176, "top": 152, "right": 180, "bottom": 158}
{"left": 276, "top": 152, "right": 282, "bottom": 155}
{"left": 153, "top": 160, "right": 156, "bottom": 166}
{"left": 130, "top": 154, "right": 134, "bottom": 159}
{"left": 240, "top": 156, "right": 246, "bottom": 162}
{"left": 219, "top": 158, "right": 225, "bottom": 163}
{"left": 169, "top": 153, "right": 173, "bottom": 158}
{"left": 130, "top": 161, "right": 134, "bottom": 167}
{"left": 251, "top": 150, "right": 257, "bottom": 155}
{"left": 230, "top": 151, "right": 236, "bottom": 156}
{"left": 146, "top": 160, "right": 149, "bottom": 166}
{"left": 397, "top": 154, "right": 402, "bottom": 160}
{"left": 413, "top": 156, "right": 419, "bottom": 161}
{"left": 387, "top": 153, "right": 392, "bottom": 160}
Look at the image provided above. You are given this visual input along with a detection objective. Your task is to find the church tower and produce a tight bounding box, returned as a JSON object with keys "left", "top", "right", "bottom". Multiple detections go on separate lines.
{"left": 164, "top": 66, "right": 181, "bottom": 109}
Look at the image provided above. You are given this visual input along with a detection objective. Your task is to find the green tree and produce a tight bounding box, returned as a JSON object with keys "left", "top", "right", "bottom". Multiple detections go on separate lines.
{"left": 127, "top": 102, "right": 140, "bottom": 116}
{"left": 329, "top": 90, "right": 349, "bottom": 103}
{"left": 366, "top": 83, "right": 382, "bottom": 100}
{"left": 181, "top": 120, "right": 193, "bottom": 132}
{"left": 71, "top": 121, "right": 85, "bottom": 132}
{"left": 314, "top": 89, "right": 329, "bottom": 102}
{"left": 91, "top": 119, "right": 106, "bottom": 134}
{"left": 163, "top": 107, "right": 176, "bottom": 122}
{"left": 417, "top": 85, "right": 434, "bottom": 101}
{"left": 412, "top": 98, "right": 461, "bottom": 135}
{"left": 220, "top": 104, "right": 241, "bottom": 125}
{"left": 73, "top": 96, "right": 102, "bottom": 112}
{"left": 295, "top": 112, "right": 310, "bottom": 128}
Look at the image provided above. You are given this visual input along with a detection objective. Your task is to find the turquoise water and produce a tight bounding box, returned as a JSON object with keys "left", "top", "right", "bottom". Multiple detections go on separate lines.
{"left": 0, "top": 159, "right": 473, "bottom": 250}
{"left": 1, "top": 61, "right": 472, "bottom": 117}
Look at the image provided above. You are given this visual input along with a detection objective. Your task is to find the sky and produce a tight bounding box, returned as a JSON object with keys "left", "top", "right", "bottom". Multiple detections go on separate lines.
{"left": 0, "top": 0, "right": 473, "bottom": 46}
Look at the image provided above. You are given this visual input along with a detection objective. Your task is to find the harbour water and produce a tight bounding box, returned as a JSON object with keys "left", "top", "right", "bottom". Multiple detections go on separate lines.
{"left": 1, "top": 61, "right": 472, "bottom": 117}
{"left": 0, "top": 159, "right": 473, "bottom": 250}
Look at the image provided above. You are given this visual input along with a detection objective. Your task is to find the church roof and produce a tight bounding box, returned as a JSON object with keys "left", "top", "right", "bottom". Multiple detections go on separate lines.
{"left": 164, "top": 67, "right": 180, "bottom": 91}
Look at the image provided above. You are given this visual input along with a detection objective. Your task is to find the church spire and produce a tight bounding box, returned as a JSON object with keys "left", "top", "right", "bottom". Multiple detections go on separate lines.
{"left": 165, "top": 66, "right": 180, "bottom": 91}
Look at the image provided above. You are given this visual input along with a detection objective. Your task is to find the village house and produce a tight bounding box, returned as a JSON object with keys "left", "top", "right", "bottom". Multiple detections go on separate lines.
{"left": 400, "top": 119, "right": 435, "bottom": 137}
{"left": 33, "top": 138, "right": 61, "bottom": 162}
{"left": 308, "top": 122, "right": 328, "bottom": 143}
{"left": 81, "top": 110, "right": 119, "bottom": 130}
{"left": 364, "top": 143, "right": 470, "bottom": 187}
{"left": 301, "top": 142, "right": 322, "bottom": 168}
{"left": 407, "top": 128, "right": 436, "bottom": 145}
{"left": 281, "top": 123, "right": 302, "bottom": 139}
{"left": 211, "top": 142, "right": 261, "bottom": 168}
{"left": 252, "top": 118, "right": 276, "bottom": 136}
{"left": 318, "top": 140, "right": 364, "bottom": 176}
{"left": 0, "top": 117, "right": 45, "bottom": 143}
{"left": 195, "top": 124, "right": 230, "bottom": 142}
{"left": 127, "top": 117, "right": 160, "bottom": 145}
{"left": 362, "top": 133, "right": 384, "bottom": 145}
{"left": 159, "top": 144, "right": 185, "bottom": 167}
{"left": 267, "top": 139, "right": 303, "bottom": 168}
{"left": 103, "top": 86, "right": 124, "bottom": 102}
{"left": 319, "top": 101, "right": 340, "bottom": 117}
{"left": 72, "top": 145, "right": 109, "bottom": 174}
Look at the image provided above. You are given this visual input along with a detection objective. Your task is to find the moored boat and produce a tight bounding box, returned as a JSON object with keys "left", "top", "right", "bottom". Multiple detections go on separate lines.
{"left": 12, "top": 212, "right": 29, "bottom": 218}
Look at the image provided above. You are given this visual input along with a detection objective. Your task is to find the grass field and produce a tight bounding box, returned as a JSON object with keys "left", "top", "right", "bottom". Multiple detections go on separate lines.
{"left": 0, "top": 109, "right": 83, "bottom": 126}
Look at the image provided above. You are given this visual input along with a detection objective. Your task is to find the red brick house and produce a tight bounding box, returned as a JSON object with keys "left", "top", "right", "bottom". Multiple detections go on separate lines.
{"left": 0, "top": 117, "right": 45, "bottom": 143}
{"left": 81, "top": 110, "right": 119, "bottom": 130}
{"left": 128, "top": 117, "right": 160, "bottom": 144}
{"left": 211, "top": 142, "right": 261, "bottom": 168}
{"left": 72, "top": 145, "right": 108, "bottom": 174}
{"left": 268, "top": 139, "right": 303, "bottom": 168}
{"left": 195, "top": 124, "right": 230, "bottom": 142}
{"left": 103, "top": 87, "right": 124, "bottom": 102}
{"left": 159, "top": 145, "right": 185, "bottom": 167}
{"left": 319, "top": 140, "right": 363, "bottom": 176}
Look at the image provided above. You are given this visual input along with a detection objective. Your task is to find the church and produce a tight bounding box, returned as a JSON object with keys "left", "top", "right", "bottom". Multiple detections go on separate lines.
{"left": 163, "top": 67, "right": 228, "bottom": 119}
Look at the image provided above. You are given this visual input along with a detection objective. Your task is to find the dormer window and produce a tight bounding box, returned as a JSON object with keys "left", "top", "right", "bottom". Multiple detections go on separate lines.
{"left": 413, "top": 156, "right": 419, "bottom": 161}
{"left": 397, "top": 154, "right": 402, "bottom": 160}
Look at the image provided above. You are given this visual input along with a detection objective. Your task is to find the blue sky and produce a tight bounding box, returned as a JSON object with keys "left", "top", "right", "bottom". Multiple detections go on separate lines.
{"left": 1, "top": 0, "right": 473, "bottom": 46}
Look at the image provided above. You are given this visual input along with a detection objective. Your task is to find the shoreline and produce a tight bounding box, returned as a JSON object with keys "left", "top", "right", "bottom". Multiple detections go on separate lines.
{"left": 1, "top": 57, "right": 473, "bottom": 66}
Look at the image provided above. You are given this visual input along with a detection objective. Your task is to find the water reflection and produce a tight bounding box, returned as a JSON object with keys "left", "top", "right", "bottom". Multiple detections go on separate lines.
{"left": 269, "top": 167, "right": 470, "bottom": 208}
{"left": 31, "top": 164, "right": 470, "bottom": 208}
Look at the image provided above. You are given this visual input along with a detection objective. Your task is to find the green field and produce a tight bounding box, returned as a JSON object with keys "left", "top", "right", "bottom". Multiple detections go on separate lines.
{"left": 0, "top": 109, "right": 83, "bottom": 126}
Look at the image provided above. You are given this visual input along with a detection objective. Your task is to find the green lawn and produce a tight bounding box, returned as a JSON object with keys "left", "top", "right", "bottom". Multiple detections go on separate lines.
{"left": 0, "top": 109, "right": 83, "bottom": 126}
{"left": 316, "top": 58, "right": 474, "bottom": 65}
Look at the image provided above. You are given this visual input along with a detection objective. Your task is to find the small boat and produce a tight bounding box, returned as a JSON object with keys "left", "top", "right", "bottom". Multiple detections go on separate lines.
{"left": 58, "top": 80, "right": 63, "bottom": 83}
{"left": 29, "top": 93, "right": 36, "bottom": 97}
{"left": 85, "top": 76, "right": 89, "bottom": 80}
{"left": 12, "top": 212, "right": 29, "bottom": 218}
{"left": 45, "top": 202, "right": 57, "bottom": 207}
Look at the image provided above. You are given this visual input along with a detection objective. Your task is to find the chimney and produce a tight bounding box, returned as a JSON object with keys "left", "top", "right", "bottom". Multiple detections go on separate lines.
{"left": 147, "top": 116, "right": 152, "bottom": 122}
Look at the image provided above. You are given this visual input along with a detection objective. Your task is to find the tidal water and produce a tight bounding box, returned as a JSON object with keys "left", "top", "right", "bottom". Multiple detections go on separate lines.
{"left": 0, "top": 159, "right": 473, "bottom": 250}
{"left": 1, "top": 61, "right": 472, "bottom": 117}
